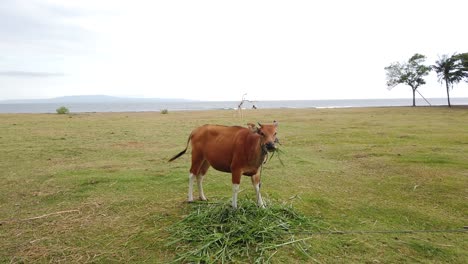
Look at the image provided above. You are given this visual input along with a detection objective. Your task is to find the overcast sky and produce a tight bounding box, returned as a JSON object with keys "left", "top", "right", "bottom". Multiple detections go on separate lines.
{"left": 1, "top": 0, "right": 467, "bottom": 101}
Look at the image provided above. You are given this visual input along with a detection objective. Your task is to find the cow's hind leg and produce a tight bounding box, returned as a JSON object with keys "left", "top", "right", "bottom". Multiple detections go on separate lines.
{"left": 188, "top": 153, "right": 205, "bottom": 202}
{"left": 251, "top": 172, "right": 265, "bottom": 208}
{"left": 196, "top": 161, "right": 210, "bottom": 201}
{"left": 188, "top": 173, "right": 196, "bottom": 202}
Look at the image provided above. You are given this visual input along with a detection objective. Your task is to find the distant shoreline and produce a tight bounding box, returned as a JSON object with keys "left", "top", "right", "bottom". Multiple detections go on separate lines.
{"left": 1, "top": 98, "right": 468, "bottom": 114}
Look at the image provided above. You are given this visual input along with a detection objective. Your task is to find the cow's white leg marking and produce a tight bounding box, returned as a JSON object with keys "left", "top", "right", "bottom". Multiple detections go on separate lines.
{"left": 197, "top": 175, "right": 207, "bottom": 201}
{"left": 232, "top": 184, "right": 240, "bottom": 209}
{"left": 254, "top": 183, "right": 265, "bottom": 208}
{"left": 188, "top": 173, "right": 196, "bottom": 202}
{"left": 251, "top": 173, "right": 264, "bottom": 208}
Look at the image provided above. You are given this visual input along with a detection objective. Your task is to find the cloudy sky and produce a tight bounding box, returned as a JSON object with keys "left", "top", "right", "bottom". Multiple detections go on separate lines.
{"left": 1, "top": 0, "right": 467, "bottom": 101}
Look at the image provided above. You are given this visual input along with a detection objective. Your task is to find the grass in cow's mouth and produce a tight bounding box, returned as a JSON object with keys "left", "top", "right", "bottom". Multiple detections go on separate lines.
{"left": 166, "top": 198, "right": 325, "bottom": 263}
{"left": 268, "top": 147, "right": 285, "bottom": 166}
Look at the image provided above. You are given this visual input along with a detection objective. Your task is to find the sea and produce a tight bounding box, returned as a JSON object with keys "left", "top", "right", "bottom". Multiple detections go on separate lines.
{"left": 0, "top": 98, "right": 467, "bottom": 114}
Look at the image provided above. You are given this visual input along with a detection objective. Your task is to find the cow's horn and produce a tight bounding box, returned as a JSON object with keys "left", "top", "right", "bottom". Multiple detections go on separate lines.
{"left": 257, "top": 122, "right": 262, "bottom": 127}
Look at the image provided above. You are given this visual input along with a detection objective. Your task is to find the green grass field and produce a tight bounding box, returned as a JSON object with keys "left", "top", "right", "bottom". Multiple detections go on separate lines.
{"left": 1, "top": 107, "right": 467, "bottom": 263}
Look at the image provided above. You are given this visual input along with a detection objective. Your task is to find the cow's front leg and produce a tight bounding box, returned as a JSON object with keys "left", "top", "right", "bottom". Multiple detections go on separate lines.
{"left": 231, "top": 170, "right": 242, "bottom": 209}
{"left": 251, "top": 172, "right": 265, "bottom": 208}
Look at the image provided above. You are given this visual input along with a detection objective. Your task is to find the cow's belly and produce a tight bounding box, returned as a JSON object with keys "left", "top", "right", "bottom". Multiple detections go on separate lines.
{"left": 210, "top": 161, "right": 232, "bottom": 173}
{"left": 206, "top": 153, "right": 260, "bottom": 176}
{"left": 209, "top": 161, "right": 258, "bottom": 176}
{"left": 242, "top": 167, "right": 258, "bottom": 176}
{"left": 203, "top": 150, "right": 232, "bottom": 173}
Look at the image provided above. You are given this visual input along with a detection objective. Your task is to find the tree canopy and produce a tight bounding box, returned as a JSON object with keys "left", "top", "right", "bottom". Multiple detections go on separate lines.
{"left": 385, "top": 54, "right": 432, "bottom": 106}
{"left": 454, "top": 52, "right": 468, "bottom": 81}
{"left": 433, "top": 53, "right": 468, "bottom": 107}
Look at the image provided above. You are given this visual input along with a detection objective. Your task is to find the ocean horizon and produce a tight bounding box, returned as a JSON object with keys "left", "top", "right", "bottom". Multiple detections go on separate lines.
{"left": 0, "top": 98, "right": 467, "bottom": 114}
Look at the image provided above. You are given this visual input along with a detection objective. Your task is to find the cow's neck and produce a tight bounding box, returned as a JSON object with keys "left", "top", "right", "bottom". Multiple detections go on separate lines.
{"left": 247, "top": 133, "right": 267, "bottom": 167}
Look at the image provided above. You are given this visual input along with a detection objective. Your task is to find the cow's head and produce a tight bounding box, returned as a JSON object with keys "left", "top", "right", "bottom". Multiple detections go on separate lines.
{"left": 256, "top": 121, "right": 279, "bottom": 152}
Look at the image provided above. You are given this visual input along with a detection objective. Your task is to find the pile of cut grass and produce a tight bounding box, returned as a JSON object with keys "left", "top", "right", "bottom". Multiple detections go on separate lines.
{"left": 167, "top": 199, "right": 324, "bottom": 263}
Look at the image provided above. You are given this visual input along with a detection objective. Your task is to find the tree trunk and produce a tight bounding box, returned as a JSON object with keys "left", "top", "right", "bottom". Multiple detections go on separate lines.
{"left": 445, "top": 79, "right": 451, "bottom": 107}
{"left": 412, "top": 88, "right": 416, "bottom": 107}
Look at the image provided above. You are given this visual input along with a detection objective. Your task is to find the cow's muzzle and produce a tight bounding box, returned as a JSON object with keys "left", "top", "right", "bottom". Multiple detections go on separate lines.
{"left": 265, "top": 142, "right": 276, "bottom": 152}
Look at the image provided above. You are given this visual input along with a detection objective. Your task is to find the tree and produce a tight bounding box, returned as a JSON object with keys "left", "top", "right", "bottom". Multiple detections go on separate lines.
{"left": 455, "top": 52, "right": 468, "bottom": 82}
{"left": 385, "top": 54, "right": 432, "bottom": 107}
{"left": 432, "top": 53, "right": 467, "bottom": 107}
{"left": 236, "top": 93, "right": 256, "bottom": 119}
{"left": 56, "top": 106, "right": 70, "bottom": 114}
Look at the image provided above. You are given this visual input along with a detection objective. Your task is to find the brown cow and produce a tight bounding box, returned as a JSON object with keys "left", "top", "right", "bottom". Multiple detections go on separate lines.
{"left": 169, "top": 121, "right": 279, "bottom": 208}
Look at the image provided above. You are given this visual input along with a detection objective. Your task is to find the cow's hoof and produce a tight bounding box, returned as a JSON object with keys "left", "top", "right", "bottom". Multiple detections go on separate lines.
{"left": 199, "top": 197, "right": 207, "bottom": 201}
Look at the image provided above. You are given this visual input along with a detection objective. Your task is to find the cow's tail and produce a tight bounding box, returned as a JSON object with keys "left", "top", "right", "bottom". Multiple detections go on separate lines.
{"left": 168, "top": 134, "right": 192, "bottom": 162}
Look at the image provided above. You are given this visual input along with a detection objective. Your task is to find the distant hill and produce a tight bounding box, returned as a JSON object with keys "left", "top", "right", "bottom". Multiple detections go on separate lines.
{"left": 0, "top": 95, "right": 193, "bottom": 104}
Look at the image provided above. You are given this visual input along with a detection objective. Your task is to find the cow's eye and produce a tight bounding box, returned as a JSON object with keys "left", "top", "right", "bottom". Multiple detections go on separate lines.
{"left": 259, "top": 131, "right": 265, "bottom": 136}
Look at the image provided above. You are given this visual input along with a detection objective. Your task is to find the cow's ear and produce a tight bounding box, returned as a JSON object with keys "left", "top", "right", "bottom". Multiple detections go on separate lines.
{"left": 273, "top": 120, "right": 279, "bottom": 127}
{"left": 247, "top": 123, "right": 257, "bottom": 132}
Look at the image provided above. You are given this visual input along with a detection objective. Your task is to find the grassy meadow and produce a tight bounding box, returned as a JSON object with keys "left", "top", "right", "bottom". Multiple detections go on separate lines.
{"left": 0, "top": 107, "right": 467, "bottom": 263}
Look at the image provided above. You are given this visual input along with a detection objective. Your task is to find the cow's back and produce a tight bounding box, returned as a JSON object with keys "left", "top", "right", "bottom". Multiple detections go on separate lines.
{"left": 191, "top": 125, "right": 247, "bottom": 172}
